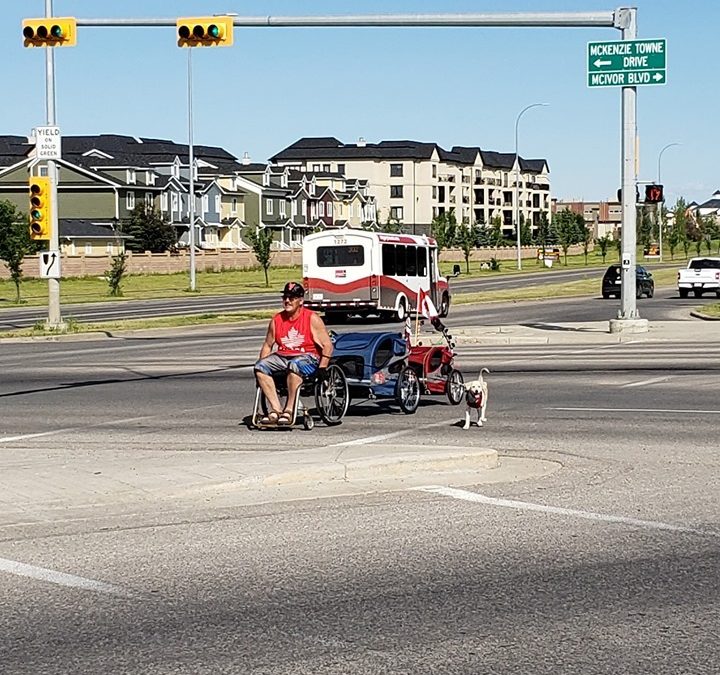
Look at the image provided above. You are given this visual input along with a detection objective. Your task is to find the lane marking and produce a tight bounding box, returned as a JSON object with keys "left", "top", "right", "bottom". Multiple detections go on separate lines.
{"left": 549, "top": 406, "right": 720, "bottom": 415}
{"left": 0, "top": 556, "right": 135, "bottom": 597}
{"left": 0, "top": 405, "right": 225, "bottom": 444}
{"left": 622, "top": 376, "right": 669, "bottom": 388}
{"left": 413, "top": 486, "right": 713, "bottom": 537}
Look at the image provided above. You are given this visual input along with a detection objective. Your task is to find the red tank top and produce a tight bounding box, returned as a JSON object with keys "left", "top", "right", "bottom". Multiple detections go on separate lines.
{"left": 273, "top": 307, "right": 319, "bottom": 357}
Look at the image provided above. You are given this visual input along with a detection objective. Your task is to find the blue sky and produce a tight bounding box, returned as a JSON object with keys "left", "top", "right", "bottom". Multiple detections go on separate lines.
{"left": 3, "top": 1, "right": 716, "bottom": 206}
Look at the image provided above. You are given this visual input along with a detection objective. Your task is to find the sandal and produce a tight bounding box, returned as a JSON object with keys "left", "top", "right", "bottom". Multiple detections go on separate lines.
{"left": 260, "top": 410, "right": 280, "bottom": 425}
{"left": 277, "top": 411, "right": 293, "bottom": 426}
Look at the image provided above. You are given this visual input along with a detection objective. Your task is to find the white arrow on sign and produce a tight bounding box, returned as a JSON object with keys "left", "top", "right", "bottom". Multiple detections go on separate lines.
{"left": 593, "top": 58, "right": 612, "bottom": 68}
{"left": 39, "top": 250, "right": 61, "bottom": 279}
{"left": 653, "top": 72, "right": 664, "bottom": 81}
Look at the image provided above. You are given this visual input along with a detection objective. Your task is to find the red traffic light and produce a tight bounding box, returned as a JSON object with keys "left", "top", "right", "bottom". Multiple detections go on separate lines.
{"left": 645, "top": 185, "right": 664, "bottom": 203}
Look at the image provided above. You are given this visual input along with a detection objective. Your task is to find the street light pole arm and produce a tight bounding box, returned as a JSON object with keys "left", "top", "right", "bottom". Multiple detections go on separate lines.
{"left": 657, "top": 142, "right": 681, "bottom": 184}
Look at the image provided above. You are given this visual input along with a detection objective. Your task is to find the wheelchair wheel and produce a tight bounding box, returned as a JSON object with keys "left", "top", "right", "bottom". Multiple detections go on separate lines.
{"left": 396, "top": 366, "right": 420, "bottom": 414}
{"left": 314, "top": 364, "right": 349, "bottom": 426}
{"left": 445, "top": 369, "right": 465, "bottom": 406}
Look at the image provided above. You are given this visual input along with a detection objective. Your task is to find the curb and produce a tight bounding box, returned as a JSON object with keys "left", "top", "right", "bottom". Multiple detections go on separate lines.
{"left": 264, "top": 448, "right": 499, "bottom": 486}
{"left": 690, "top": 310, "right": 720, "bottom": 321}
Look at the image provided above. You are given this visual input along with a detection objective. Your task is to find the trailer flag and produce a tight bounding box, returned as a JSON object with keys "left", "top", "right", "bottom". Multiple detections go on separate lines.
{"left": 418, "top": 287, "right": 439, "bottom": 320}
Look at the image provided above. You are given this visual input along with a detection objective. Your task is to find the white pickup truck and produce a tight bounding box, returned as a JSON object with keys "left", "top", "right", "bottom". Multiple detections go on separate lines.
{"left": 677, "top": 257, "right": 720, "bottom": 298}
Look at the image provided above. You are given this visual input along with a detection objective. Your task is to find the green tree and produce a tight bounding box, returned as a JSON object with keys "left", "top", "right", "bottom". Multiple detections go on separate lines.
{"left": 121, "top": 203, "right": 177, "bottom": 253}
{"left": 380, "top": 214, "right": 403, "bottom": 234}
{"left": 430, "top": 211, "right": 457, "bottom": 251}
{"left": 596, "top": 233, "right": 612, "bottom": 263}
{"left": 637, "top": 207, "right": 654, "bottom": 251}
{"left": 534, "top": 212, "right": 551, "bottom": 261}
{"left": 667, "top": 226, "right": 680, "bottom": 261}
{"left": 489, "top": 215, "right": 504, "bottom": 251}
{"left": 246, "top": 226, "right": 274, "bottom": 287}
{"left": 0, "top": 200, "right": 40, "bottom": 303}
{"left": 552, "top": 208, "right": 583, "bottom": 265}
{"left": 519, "top": 214, "right": 532, "bottom": 246}
{"left": 106, "top": 252, "right": 128, "bottom": 297}
{"left": 456, "top": 224, "right": 477, "bottom": 274}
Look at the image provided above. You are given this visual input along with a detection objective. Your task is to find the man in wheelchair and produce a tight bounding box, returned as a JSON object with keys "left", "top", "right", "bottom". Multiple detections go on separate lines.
{"left": 254, "top": 281, "right": 334, "bottom": 426}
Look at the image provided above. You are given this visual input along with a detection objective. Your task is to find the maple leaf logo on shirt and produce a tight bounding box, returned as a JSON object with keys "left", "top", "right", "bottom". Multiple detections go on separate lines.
{"left": 281, "top": 326, "right": 305, "bottom": 351}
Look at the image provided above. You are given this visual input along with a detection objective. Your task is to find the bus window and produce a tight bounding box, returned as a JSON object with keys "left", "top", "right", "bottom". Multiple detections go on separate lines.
{"left": 406, "top": 246, "right": 417, "bottom": 276}
{"left": 417, "top": 247, "right": 427, "bottom": 276}
{"left": 317, "top": 245, "right": 365, "bottom": 267}
{"left": 382, "top": 244, "right": 396, "bottom": 275}
{"left": 395, "top": 245, "right": 407, "bottom": 276}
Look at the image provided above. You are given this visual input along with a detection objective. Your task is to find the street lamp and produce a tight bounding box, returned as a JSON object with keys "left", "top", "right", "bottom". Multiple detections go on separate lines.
{"left": 657, "top": 142, "right": 681, "bottom": 263}
{"left": 514, "top": 103, "right": 548, "bottom": 270}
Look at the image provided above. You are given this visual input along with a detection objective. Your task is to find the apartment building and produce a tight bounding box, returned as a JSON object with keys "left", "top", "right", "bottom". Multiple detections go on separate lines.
{"left": 552, "top": 198, "right": 622, "bottom": 238}
{"left": 270, "top": 137, "right": 551, "bottom": 235}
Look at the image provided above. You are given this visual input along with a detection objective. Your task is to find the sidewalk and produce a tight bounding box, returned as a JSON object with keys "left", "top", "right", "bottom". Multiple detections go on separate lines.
{"left": 451, "top": 319, "right": 720, "bottom": 345}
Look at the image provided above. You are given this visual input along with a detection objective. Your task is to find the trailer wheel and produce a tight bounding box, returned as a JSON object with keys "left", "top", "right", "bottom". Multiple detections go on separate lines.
{"left": 395, "top": 298, "right": 408, "bottom": 322}
{"left": 439, "top": 293, "right": 450, "bottom": 318}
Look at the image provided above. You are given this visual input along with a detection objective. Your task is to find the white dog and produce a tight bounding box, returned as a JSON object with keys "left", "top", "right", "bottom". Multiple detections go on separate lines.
{"left": 463, "top": 368, "right": 489, "bottom": 429}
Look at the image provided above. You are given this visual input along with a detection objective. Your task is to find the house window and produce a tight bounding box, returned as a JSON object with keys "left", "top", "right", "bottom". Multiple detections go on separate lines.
{"left": 215, "top": 195, "right": 221, "bottom": 212}
{"left": 432, "top": 164, "right": 437, "bottom": 178}
{"left": 126, "top": 192, "right": 135, "bottom": 210}
{"left": 390, "top": 164, "right": 403, "bottom": 177}
{"left": 202, "top": 195, "right": 209, "bottom": 212}
{"left": 171, "top": 192, "right": 178, "bottom": 211}
{"left": 145, "top": 192, "right": 153, "bottom": 206}
{"left": 327, "top": 202, "right": 333, "bottom": 217}
{"left": 280, "top": 200, "right": 287, "bottom": 217}
{"left": 312, "top": 164, "right": 321, "bottom": 171}
{"left": 172, "top": 164, "right": 180, "bottom": 179}
{"left": 146, "top": 171, "right": 155, "bottom": 185}
{"left": 291, "top": 201, "right": 297, "bottom": 217}
{"left": 262, "top": 172, "right": 270, "bottom": 187}
{"left": 126, "top": 170, "right": 136, "bottom": 184}
{"left": 390, "top": 185, "right": 404, "bottom": 198}
{"left": 432, "top": 186, "right": 437, "bottom": 199}
{"left": 319, "top": 202, "right": 325, "bottom": 217}
{"left": 85, "top": 243, "right": 93, "bottom": 255}
{"left": 323, "top": 164, "right": 330, "bottom": 172}
{"left": 106, "top": 242, "right": 113, "bottom": 254}
{"left": 390, "top": 206, "right": 403, "bottom": 220}
{"left": 302, "top": 199, "right": 307, "bottom": 215}
{"left": 337, "top": 163, "right": 345, "bottom": 174}
{"left": 231, "top": 198, "right": 237, "bottom": 215}
{"left": 161, "top": 193, "right": 168, "bottom": 211}
{"left": 266, "top": 198, "right": 273, "bottom": 215}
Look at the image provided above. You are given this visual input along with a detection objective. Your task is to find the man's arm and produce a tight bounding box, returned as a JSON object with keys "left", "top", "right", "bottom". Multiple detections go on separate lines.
{"left": 310, "top": 313, "right": 333, "bottom": 367}
{"left": 258, "top": 318, "right": 276, "bottom": 360}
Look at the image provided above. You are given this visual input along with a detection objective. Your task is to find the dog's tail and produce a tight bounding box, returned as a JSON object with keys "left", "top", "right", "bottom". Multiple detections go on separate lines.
{"left": 478, "top": 367, "right": 489, "bottom": 379}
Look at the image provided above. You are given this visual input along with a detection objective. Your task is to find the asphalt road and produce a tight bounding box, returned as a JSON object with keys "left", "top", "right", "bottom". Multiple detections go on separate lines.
{"left": 1, "top": 320, "right": 719, "bottom": 672}
{"left": 0, "top": 263, "right": 688, "bottom": 330}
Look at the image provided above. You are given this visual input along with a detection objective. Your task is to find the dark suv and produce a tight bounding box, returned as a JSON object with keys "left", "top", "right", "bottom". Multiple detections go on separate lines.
{"left": 601, "top": 264, "right": 654, "bottom": 299}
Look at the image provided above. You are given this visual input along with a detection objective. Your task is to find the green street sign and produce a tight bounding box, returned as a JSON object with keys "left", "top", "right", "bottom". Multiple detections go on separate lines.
{"left": 587, "top": 38, "right": 666, "bottom": 87}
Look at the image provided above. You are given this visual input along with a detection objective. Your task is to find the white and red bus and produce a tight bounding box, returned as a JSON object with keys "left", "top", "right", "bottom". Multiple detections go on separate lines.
{"left": 302, "top": 229, "right": 459, "bottom": 322}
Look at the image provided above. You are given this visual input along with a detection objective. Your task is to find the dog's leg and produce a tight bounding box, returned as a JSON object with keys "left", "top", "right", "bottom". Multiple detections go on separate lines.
{"left": 463, "top": 410, "right": 471, "bottom": 430}
{"left": 480, "top": 399, "right": 488, "bottom": 423}
{"left": 477, "top": 408, "right": 483, "bottom": 427}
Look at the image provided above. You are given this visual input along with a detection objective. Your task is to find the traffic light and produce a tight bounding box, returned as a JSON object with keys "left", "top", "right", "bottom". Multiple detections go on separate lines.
{"left": 645, "top": 184, "right": 664, "bottom": 204}
{"left": 28, "top": 176, "right": 52, "bottom": 240}
{"left": 177, "top": 16, "right": 234, "bottom": 47}
{"left": 22, "top": 17, "right": 77, "bottom": 47}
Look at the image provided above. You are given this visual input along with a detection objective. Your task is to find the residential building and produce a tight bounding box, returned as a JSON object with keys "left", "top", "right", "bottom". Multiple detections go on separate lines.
{"left": 552, "top": 198, "right": 622, "bottom": 238}
{"left": 270, "top": 137, "right": 550, "bottom": 235}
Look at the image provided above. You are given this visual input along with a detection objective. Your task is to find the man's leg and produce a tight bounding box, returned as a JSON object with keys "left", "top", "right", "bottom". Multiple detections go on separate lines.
{"left": 284, "top": 371, "right": 303, "bottom": 418}
{"left": 254, "top": 354, "right": 288, "bottom": 420}
{"left": 255, "top": 372, "right": 283, "bottom": 415}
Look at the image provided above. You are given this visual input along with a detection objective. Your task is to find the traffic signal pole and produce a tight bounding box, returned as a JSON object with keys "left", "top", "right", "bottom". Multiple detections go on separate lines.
{"left": 45, "top": 0, "right": 64, "bottom": 330}
{"left": 609, "top": 7, "right": 647, "bottom": 334}
{"left": 187, "top": 47, "right": 196, "bottom": 292}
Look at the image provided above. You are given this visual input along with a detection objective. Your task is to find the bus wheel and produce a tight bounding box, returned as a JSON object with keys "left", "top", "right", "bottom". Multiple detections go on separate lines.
{"left": 439, "top": 293, "right": 450, "bottom": 318}
{"left": 395, "top": 299, "right": 407, "bottom": 322}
